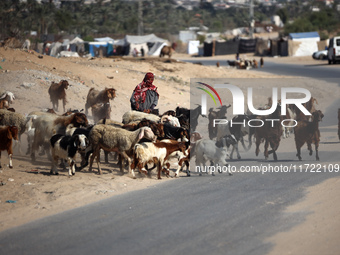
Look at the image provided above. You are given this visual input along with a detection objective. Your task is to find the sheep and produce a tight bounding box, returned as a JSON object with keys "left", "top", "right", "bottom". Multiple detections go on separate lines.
{"left": 30, "top": 112, "right": 88, "bottom": 162}
{"left": 0, "top": 91, "right": 15, "bottom": 109}
{"left": 0, "top": 109, "right": 29, "bottom": 154}
{"left": 122, "top": 110, "right": 160, "bottom": 124}
{"left": 50, "top": 134, "right": 88, "bottom": 176}
{"left": 85, "top": 87, "right": 116, "bottom": 115}
{"left": 91, "top": 102, "right": 111, "bottom": 123}
{"left": 0, "top": 126, "right": 19, "bottom": 169}
{"left": 194, "top": 139, "right": 232, "bottom": 176}
{"left": 96, "top": 118, "right": 124, "bottom": 128}
{"left": 131, "top": 140, "right": 187, "bottom": 179}
{"left": 160, "top": 115, "right": 180, "bottom": 127}
{"left": 88, "top": 125, "right": 155, "bottom": 176}
{"left": 122, "top": 118, "right": 165, "bottom": 140}
{"left": 294, "top": 110, "right": 324, "bottom": 161}
{"left": 48, "top": 80, "right": 69, "bottom": 112}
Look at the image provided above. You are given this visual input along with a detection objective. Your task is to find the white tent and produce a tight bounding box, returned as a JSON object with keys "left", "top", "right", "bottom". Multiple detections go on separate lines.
{"left": 124, "top": 34, "right": 168, "bottom": 56}
{"left": 70, "top": 36, "right": 84, "bottom": 44}
{"left": 94, "top": 37, "right": 114, "bottom": 43}
{"left": 148, "top": 41, "right": 168, "bottom": 56}
{"left": 124, "top": 34, "right": 166, "bottom": 44}
{"left": 49, "top": 42, "right": 63, "bottom": 57}
{"left": 289, "top": 32, "right": 320, "bottom": 57}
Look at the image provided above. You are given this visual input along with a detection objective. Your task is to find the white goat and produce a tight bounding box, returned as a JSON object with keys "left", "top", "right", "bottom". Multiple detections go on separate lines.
{"left": 195, "top": 139, "right": 232, "bottom": 176}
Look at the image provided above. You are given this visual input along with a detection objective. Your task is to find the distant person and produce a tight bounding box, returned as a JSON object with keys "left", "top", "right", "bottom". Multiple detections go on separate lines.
{"left": 130, "top": 72, "right": 159, "bottom": 112}
{"left": 236, "top": 53, "right": 240, "bottom": 61}
{"left": 260, "top": 57, "right": 264, "bottom": 68}
{"left": 140, "top": 46, "right": 145, "bottom": 57}
{"left": 132, "top": 48, "right": 138, "bottom": 57}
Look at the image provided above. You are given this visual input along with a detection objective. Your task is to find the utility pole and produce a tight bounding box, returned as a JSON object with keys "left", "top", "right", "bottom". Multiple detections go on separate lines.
{"left": 138, "top": 0, "right": 144, "bottom": 35}
{"left": 249, "top": 0, "right": 254, "bottom": 38}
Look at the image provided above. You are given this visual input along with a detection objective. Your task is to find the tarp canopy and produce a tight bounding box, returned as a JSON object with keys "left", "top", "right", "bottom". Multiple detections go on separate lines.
{"left": 148, "top": 42, "right": 168, "bottom": 56}
{"left": 94, "top": 37, "right": 114, "bottom": 42}
{"left": 70, "top": 36, "right": 84, "bottom": 44}
{"left": 49, "top": 42, "right": 63, "bottom": 57}
{"left": 289, "top": 31, "right": 320, "bottom": 40}
{"left": 288, "top": 31, "right": 320, "bottom": 56}
{"left": 125, "top": 34, "right": 166, "bottom": 44}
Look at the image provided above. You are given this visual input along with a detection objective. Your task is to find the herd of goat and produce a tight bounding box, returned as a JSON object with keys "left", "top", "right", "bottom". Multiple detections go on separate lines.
{"left": 0, "top": 80, "right": 338, "bottom": 178}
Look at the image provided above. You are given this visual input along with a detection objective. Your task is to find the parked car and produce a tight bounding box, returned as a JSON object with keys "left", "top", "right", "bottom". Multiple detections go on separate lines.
{"left": 312, "top": 49, "right": 328, "bottom": 60}
{"left": 328, "top": 36, "right": 340, "bottom": 64}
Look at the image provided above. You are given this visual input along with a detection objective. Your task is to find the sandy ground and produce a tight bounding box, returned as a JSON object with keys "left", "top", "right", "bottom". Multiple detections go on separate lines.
{"left": 0, "top": 48, "right": 339, "bottom": 254}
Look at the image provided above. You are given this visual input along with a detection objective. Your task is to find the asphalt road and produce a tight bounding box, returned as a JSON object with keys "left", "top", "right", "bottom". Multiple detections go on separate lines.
{"left": 183, "top": 57, "right": 340, "bottom": 80}
{"left": 0, "top": 61, "right": 339, "bottom": 255}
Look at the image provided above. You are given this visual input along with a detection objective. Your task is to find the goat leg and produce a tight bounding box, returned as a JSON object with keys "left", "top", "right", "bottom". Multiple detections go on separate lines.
{"left": 296, "top": 147, "right": 302, "bottom": 161}
{"left": 315, "top": 143, "right": 319, "bottom": 161}
{"left": 307, "top": 143, "right": 313, "bottom": 156}
{"left": 264, "top": 140, "right": 269, "bottom": 160}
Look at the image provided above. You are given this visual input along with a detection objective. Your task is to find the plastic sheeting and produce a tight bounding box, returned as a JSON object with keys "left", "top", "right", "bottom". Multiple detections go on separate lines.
{"left": 125, "top": 34, "right": 166, "bottom": 44}
{"left": 49, "top": 42, "right": 63, "bottom": 57}
{"left": 188, "top": 40, "right": 200, "bottom": 55}
{"left": 148, "top": 42, "right": 168, "bottom": 56}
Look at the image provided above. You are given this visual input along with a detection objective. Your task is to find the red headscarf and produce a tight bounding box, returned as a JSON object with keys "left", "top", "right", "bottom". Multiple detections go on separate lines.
{"left": 133, "top": 72, "right": 158, "bottom": 104}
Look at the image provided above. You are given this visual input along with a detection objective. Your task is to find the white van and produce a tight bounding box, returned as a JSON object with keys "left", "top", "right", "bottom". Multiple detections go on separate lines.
{"left": 328, "top": 36, "right": 340, "bottom": 64}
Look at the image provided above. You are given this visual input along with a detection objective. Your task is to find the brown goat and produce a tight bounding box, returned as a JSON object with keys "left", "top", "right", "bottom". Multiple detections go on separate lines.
{"left": 48, "top": 80, "right": 69, "bottom": 112}
{"left": 85, "top": 87, "right": 116, "bottom": 115}
{"left": 0, "top": 125, "right": 19, "bottom": 168}
{"left": 255, "top": 103, "right": 283, "bottom": 160}
{"left": 294, "top": 110, "right": 324, "bottom": 161}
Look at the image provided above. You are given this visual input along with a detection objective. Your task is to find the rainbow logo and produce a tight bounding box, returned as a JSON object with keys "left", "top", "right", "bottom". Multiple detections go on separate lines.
{"left": 197, "top": 82, "right": 223, "bottom": 106}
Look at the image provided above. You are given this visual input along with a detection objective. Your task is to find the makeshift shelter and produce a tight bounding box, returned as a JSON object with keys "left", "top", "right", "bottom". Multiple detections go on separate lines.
{"left": 288, "top": 32, "right": 320, "bottom": 56}
{"left": 49, "top": 42, "right": 63, "bottom": 57}
{"left": 188, "top": 40, "right": 200, "bottom": 55}
{"left": 89, "top": 42, "right": 108, "bottom": 57}
{"left": 148, "top": 41, "right": 168, "bottom": 56}
{"left": 94, "top": 37, "right": 114, "bottom": 43}
{"left": 69, "top": 36, "right": 85, "bottom": 53}
{"left": 203, "top": 39, "right": 239, "bottom": 56}
{"left": 238, "top": 38, "right": 257, "bottom": 53}
{"left": 124, "top": 34, "right": 168, "bottom": 56}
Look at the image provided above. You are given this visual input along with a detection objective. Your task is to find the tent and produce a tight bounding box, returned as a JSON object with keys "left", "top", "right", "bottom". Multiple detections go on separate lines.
{"left": 49, "top": 42, "right": 63, "bottom": 57}
{"left": 289, "top": 31, "right": 320, "bottom": 56}
{"left": 124, "top": 34, "right": 168, "bottom": 56}
{"left": 89, "top": 42, "right": 108, "bottom": 57}
{"left": 94, "top": 37, "right": 114, "bottom": 43}
{"left": 147, "top": 41, "right": 167, "bottom": 56}
{"left": 69, "top": 36, "right": 85, "bottom": 53}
